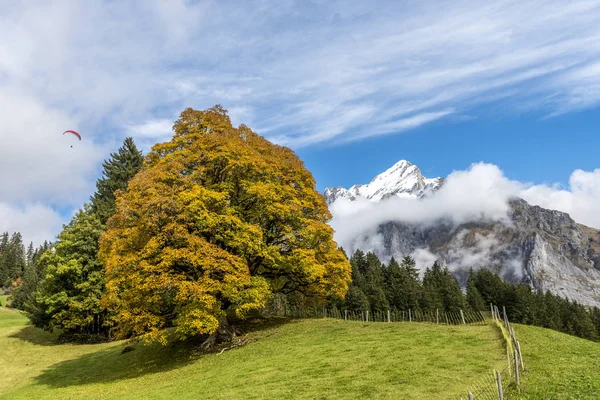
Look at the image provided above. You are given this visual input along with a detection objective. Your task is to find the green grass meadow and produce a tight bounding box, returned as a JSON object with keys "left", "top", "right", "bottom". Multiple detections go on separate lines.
{"left": 0, "top": 295, "right": 8, "bottom": 307}
{"left": 2, "top": 307, "right": 599, "bottom": 399}
{"left": 1, "top": 308, "right": 505, "bottom": 399}
{"left": 514, "top": 323, "right": 600, "bottom": 399}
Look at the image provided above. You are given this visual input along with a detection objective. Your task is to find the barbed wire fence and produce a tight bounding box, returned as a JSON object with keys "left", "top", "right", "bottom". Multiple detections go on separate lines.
{"left": 460, "top": 304, "right": 525, "bottom": 400}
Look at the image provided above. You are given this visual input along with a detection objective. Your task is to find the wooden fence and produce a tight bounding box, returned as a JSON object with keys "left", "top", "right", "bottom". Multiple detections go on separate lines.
{"left": 461, "top": 304, "right": 525, "bottom": 399}
{"left": 267, "top": 303, "right": 487, "bottom": 326}
{"left": 264, "top": 298, "right": 523, "bottom": 399}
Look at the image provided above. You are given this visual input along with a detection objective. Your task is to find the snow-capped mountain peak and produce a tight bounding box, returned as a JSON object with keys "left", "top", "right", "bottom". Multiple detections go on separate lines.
{"left": 324, "top": 160, "right": 443, "bottom": 204}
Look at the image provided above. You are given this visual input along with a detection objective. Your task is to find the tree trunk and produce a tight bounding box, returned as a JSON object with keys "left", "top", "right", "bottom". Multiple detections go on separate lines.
{"left": 200, "top": 316, "right": 239, "bottom": 351}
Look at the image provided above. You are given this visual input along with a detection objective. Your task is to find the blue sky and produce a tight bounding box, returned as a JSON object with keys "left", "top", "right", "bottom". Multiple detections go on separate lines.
{"left": 1, "top": 0, "right": 600, "bottom": 244}
{"left": 301, "top": 106, "right": 600, "bottom": 192}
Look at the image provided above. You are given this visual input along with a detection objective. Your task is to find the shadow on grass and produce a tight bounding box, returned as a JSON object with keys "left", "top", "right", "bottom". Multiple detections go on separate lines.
{"left": 32, "top": 317, "right": 295, "bottom": 388}
{"left": 33, "top": 338, "right": 202, "bottom": 388}
{"left": 8, "top": 325, "right": 61, "bottom": 346}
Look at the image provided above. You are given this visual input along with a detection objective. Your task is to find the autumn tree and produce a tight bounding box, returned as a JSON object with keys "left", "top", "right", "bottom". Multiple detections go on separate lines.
{"left": 99, "top": 106, "right": 351, "bottom": 345}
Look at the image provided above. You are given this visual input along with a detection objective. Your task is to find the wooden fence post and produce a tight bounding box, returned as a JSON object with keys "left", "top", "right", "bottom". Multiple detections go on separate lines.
{"left": 436, "top": 309, "right": 439, "bottom": 324}
{"left": 495, "top": 370, "right": 504, "bottom": 400}
{"left": 366, "top": 310, "right": 369, "bottom": 322}
{"left": 468, "top": 392, "right": 474, "bottom": 400}
{"left": 514, "top": 349, "right": 520, "bottom": 386}
{"left": 409, "top": 309, "right": 412, "bottom": 322}
{"left": 516, "top": 341, "right": 525, "bottom": 370}
{"left": 344, "top": 310, "right": 347, "bottom": 321}
{"left": 460, "top": 309, "right": 466, "bottom": 325}
{"left": 490, "top": 303, "right": 495, "bottom": 320}
{"left": 387, "top": 310, "right": 391, "bottom": 323}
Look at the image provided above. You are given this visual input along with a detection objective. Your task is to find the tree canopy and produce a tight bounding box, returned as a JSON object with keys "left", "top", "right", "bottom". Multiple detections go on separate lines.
{"left": 99, "top": 106, "right": 350, "bottom": 344}
{"left": 22, "top": 137, "right": 143, "bottom": 340}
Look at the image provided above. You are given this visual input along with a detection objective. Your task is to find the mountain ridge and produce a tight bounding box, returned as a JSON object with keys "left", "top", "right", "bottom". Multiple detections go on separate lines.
{"left": 325, "top": 160, "right": 600, "bottom": 307}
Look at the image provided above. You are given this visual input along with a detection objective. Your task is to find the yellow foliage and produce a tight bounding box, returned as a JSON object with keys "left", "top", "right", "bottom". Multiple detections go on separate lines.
{"left": 99, "top": 105, "right": 351, "bottom": 343}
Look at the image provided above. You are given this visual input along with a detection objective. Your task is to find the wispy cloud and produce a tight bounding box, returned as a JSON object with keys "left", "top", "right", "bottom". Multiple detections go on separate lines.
{"left": 2, "top": 0, "right": 600, "bottom": 242}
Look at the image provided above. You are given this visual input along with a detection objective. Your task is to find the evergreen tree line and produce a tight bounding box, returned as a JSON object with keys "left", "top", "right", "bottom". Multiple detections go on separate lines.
{"left": 0, "top": 231, "right": 50, "bottom": 295}
{"left": 7, "top": 138, "right": 144, "bottom": 341}
{"left": 330, "top": 249, "right": 466, "bottom": 314}
{"left": 332, "top": 249, "right": 600, "bottom": 342}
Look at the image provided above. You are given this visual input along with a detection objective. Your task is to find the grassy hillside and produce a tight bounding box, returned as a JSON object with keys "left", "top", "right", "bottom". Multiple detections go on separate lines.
{"left": 4, "top": 307, "right": 597, "bottom": 400}
{"left": 1, "top": 308, "right": 505, "bottom": 399}
{"left": 516, "top": 323, "right": 600, "bottom": 399}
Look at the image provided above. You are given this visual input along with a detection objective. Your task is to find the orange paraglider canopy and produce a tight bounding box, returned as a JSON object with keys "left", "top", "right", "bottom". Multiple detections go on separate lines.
{"left": 63, "top": 130, "right": 82, "bottom": 140}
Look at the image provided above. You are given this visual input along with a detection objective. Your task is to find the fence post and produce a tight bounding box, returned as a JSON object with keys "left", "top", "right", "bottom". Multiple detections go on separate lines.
{"left": 387, "top": 310, "right": 391, "bottom": 323}
{"left": 516, "top": 340, "right": 525, "bottom": 370}
{"left": 409, "top": 309, "right": 412, "bottom": 322}
{"left": 344, "top": 310, "right": 347, "bottom": 321}
{"left": 460, "top": 309, "right": 466, "bottom": 325}
{"left": 468, "top": 392, "right": 474, "bottom": 400}
{"left": 436, "top": 309, "right": 439, "bottom": 324}
{"left": 490, "top": 303, "right": 495, "bottom": 320}
{"left": 366, "top": 310, "right": 369, "bottom": 322}
{"left": 514, "top": 349, "right": 520, "bottom": 386}
{"left": 495, "top": 370, "right": 504, "bottom": 400}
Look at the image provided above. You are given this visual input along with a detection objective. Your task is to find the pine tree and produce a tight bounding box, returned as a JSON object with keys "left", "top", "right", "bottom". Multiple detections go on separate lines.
{"left": 11, "top": 242, "right": 51, "bottom": 310}
{"left": 473, "top": 269, "right": 506, "bottom": 306}
{"left": 4, "top": 233, "right": 26, "bottom": 285}
{"left": 440, "top": 266, "right": 466, "bottom": 312}
{"left": 363, "top": 252, "right": 389, "bottom": 312}
{"left": 466, "top": 268, "right": 486, "bottom": 311}
{"left": 383, "top": 257, "right": 406, "bottom": 310}
{"left": 422, "top": 262, "right": 445, "bottom": 311}
{"left": 345, "top": 285, "right": 370, "bottom": 311}
{"left": 26, "top": 242, "right": 35, "bottom": 267}
{"left": 400, "top": 256, "right": 423, "bottom": 311}
{"left": 591, "top": 307, "right": 600, "bottom": 338}
{"left": 0, "top": 232, "right": 9, "bottom": 287}
{"left": 89, "top": 137, "right": 144, "bottom": 225}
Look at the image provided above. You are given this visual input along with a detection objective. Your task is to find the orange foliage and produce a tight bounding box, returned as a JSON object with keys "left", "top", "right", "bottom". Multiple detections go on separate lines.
{"left": 99, "top": 106, "right": 350, "bottom": 343}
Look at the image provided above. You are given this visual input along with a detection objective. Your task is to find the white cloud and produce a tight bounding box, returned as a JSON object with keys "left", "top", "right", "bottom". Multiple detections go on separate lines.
{"left": 0, "top": 203, "right": 62, "bottom": 247}
{"left": 330, "top": 163, "right": 521, "bottom": 250}
{"left": 2, "top": 1, "right": 600, "bottom": 243}
{"left": 520, "top": 168, "right": 600, "bottom": 229}
{"left": 127, "top": 119, "right": 173, "bottom": 139}
{"left": 330, "top": 162, "right": 600, "bottom": 275}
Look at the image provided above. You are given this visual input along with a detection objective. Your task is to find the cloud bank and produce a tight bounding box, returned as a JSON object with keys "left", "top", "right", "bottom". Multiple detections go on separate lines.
{"left": 330, "top": 163, "right": 600, "bottom": 272}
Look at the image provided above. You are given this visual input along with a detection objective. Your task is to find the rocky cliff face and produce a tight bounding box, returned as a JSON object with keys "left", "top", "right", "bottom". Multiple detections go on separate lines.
{"left": 374, "top": 199, "right": 600, "bottom": 306}
{"left": 325, "top": 161, "right": 600, "bottom": 307}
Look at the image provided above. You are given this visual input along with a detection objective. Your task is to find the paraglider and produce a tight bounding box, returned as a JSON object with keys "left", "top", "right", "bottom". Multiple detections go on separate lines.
{"left": 63, "top": 130, "right": 81, "bottom": 147}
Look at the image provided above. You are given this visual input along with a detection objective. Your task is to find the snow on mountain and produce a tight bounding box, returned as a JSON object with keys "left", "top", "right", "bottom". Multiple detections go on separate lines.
{"left": 323, "top": 160, "right": 600, "bottom": 307}
{"left": 324, "top": 160, "right": 443, "bottom": 204}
